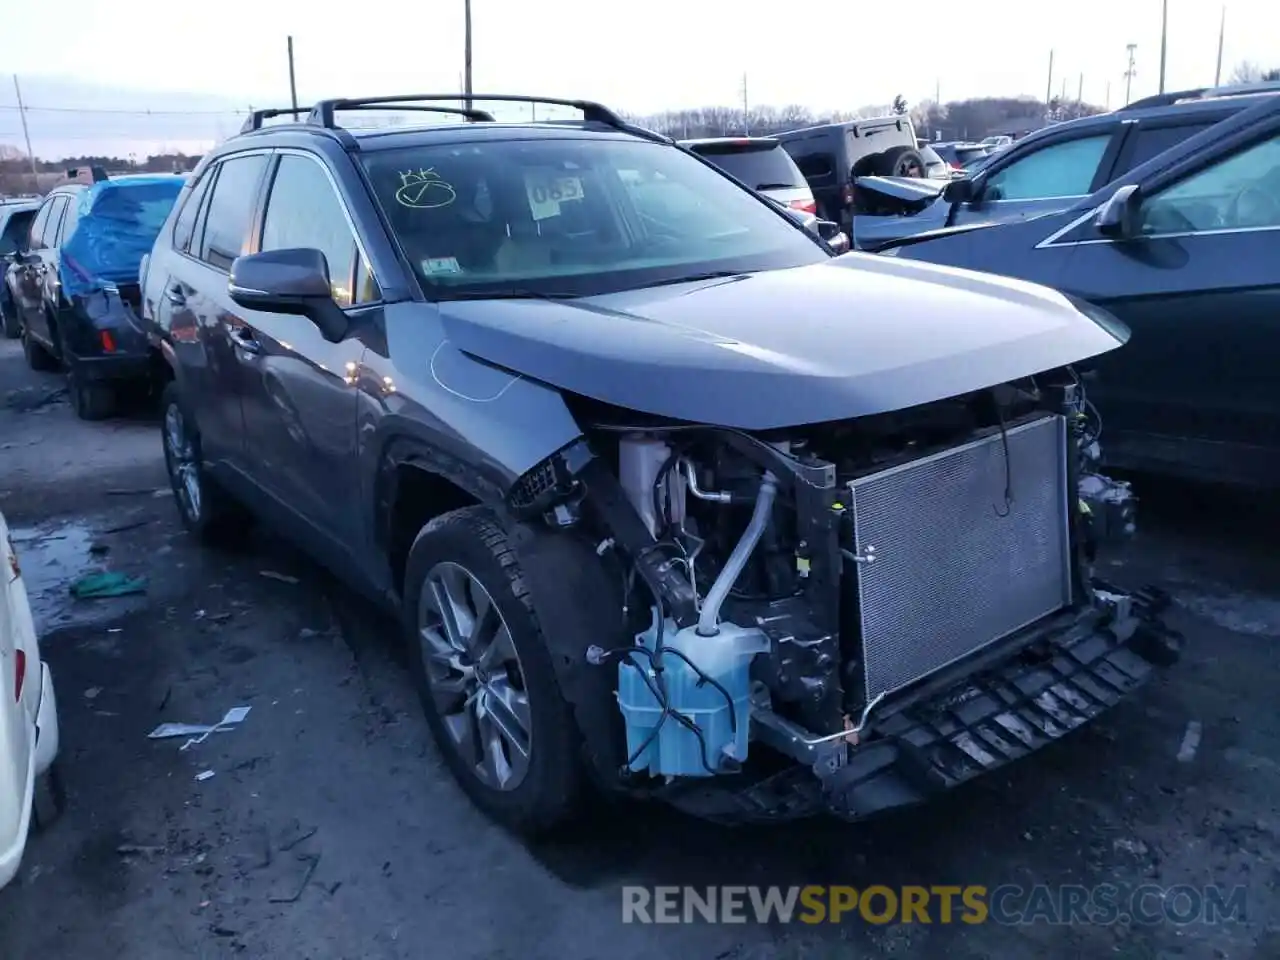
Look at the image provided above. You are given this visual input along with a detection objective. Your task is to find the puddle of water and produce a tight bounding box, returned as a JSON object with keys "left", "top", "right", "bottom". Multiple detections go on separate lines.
{"left": 1170, "top": 586, "right": 1280, "bottom": 639}
{"left": 9, "top": 519, "right": 143, "bottom": 634}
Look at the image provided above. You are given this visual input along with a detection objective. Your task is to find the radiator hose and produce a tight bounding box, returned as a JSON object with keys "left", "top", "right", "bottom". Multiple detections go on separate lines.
{"left": 696, "top": 471, "right": 778, "bottom": 636}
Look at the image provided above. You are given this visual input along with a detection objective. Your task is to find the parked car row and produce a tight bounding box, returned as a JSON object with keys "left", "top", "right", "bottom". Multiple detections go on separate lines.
{"left": 122, "top": 92, "right": 1176, "bottom": 836}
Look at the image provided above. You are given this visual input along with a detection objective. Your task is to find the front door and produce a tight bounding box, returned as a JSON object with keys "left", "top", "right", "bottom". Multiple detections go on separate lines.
{"left": 235, "top": 152, "right": 373, "bottom": 548}
{"left": 1051, "top": 128, "right": 1280, "bottom": 483}
{"left": 953, "top": 130, "right": 1118, "bottom": 229}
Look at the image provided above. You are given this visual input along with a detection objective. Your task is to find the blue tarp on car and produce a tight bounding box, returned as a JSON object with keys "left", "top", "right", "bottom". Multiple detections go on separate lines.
{"left": 59, "top": 175, "right": 186, "bottom": 298}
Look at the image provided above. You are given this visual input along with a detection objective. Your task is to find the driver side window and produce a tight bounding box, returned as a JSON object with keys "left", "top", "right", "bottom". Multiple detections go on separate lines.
{"left": 983, "top": 134, "right": 1111, "bottom": 202}
{"left": 1141, "top": 133, "right": 1280, "bottom": 233}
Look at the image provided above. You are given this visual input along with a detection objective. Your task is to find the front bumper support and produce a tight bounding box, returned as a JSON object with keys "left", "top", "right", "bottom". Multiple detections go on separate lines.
{"left": 661, "top": 585, "right": 1180, "bottom": 824}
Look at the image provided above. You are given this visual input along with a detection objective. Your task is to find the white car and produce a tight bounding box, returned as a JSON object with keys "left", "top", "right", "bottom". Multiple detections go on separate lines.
{"left": 0, "top": 511, "right": 62, "bottom": 889}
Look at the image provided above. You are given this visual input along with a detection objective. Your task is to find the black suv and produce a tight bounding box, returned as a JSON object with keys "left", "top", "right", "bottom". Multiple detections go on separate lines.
{"left": 775, "top": 116, "right": 924, "bottom": 232}
{"left": 142, "top": 93, "right": 1175, "bottom": 834}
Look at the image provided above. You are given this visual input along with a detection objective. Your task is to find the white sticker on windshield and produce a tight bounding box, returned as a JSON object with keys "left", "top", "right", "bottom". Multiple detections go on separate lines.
{"left": 524, "top": 172, "right": 584, "bottom": 221}
{"left": 421, "top": 257, "right": 462, "bottom": 275}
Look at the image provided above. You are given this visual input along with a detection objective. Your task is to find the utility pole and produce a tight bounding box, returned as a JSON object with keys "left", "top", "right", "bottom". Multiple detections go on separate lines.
{"left": 287, "top": 36, "right": 299, "bottom": 118}
{"left": 935, "top": 78, "right": 940, "bottom": 105}
{"left": 1124, "top": 43, "right": 1138, "bottom": 104}
{"left": 741, "top": 73, "right": 749, "bottom": 135}
{"left": 1046, "top": 49, "right": 1055, "bottom": 114}
{"left": 1078, "top": 73, "right": 1084, "bottom": 102}
{"left": 11, "top": 76, "right": 38, "bottom": 188}
{"left": 1061, "top": 77, "right": 1068, "bottom": 99}
{"left": 1106, "top": 80, "right": 1111, "bottom": 108}
{"left": 463, "top": 0, "right": 473, "bottom": 110}
{"left": 1214, "top": 5, "right": 1225, "bottom": 86}
{"left": 1158, "top": 0, "right": 1168, "bottom": 94}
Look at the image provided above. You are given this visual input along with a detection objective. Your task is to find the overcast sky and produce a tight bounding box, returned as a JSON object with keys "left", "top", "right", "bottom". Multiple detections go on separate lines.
{"left": 1, "top": 0, "right": 1276, "bottom": 159}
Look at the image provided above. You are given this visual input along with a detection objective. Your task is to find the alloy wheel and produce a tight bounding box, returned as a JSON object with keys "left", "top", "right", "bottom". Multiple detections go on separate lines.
{"left": 164, "top": 403, "right": 203, "bottom": 523}
{"left": 418, "top": 561, "right": 532, "bottom": 791}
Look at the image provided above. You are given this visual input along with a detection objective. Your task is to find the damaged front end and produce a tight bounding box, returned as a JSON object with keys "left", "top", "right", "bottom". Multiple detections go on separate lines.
{"left": 506, "top": 370, "right": 1179, "bottom": 824}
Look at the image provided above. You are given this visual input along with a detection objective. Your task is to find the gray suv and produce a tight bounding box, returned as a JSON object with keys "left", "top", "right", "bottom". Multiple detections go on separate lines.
{"left": 141, "top": 94, "right": 1177, "bottom": 834}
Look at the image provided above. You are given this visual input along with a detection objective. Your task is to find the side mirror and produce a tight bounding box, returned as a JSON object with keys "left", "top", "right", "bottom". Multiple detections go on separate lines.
{"left": 943, "top": 178, "right": 976, "bottom": 204}
{"left": 815, "top": 219, "right": 843, "bottom": 243}
{"left": 1094, "top": 184, "right": 1143, "bottom": 239}
{"left": 228, "top": 248, "right": 348, "bottom": 343}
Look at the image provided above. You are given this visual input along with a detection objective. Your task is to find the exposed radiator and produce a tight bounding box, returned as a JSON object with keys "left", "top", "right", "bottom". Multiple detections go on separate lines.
{"left": 848, "top": 415, "right": 1072, "bottom": 701}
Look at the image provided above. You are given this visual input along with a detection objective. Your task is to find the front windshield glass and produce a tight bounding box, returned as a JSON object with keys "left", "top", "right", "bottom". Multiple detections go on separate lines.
{"left": 360, "top": 136, "right": 826, "bottom": 298}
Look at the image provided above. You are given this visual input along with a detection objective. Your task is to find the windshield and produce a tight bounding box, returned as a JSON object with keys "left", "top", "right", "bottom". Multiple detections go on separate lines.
{"left": 361, "top": 137, "right": 825, "bottom": 299}
{"left": 690, "top": 142, "right": 808, "bottom": 190}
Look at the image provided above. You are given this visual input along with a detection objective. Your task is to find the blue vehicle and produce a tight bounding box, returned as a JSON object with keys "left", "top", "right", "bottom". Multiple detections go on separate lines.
{"left": 10, "top": 174, "right": 186, "bottom": 419}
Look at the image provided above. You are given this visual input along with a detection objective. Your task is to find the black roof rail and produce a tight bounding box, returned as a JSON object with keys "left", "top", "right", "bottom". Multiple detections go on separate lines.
{"left": 1121, "top": 80, "right": 1280, "bottom": 112}
{"left": 240, "top": 107, "right": 305, "bottom": 133}
{"left": 318, "top": 103, "right": 496, "bottom": 123}
{"left": 305, "top": 93, "right": 671, "bottom": 143}
{"left": 1120, "top": 87, "right": 1208, "bottom": 111}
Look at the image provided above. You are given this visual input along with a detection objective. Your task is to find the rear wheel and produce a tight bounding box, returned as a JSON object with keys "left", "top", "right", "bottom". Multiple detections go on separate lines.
{"left": 31, "top": 761, "right": 66, "bottom": 830}
{"left": 0, "top": 298, "right": 19, "bottom": 339}
{"left": 403, "top": 506, "right": 583, "bottom": 834}
{"left": 161, "top": 382, "right": 250, "bottom": 546}
{"left": 22, "top": 327, "right": 58, "bottom": 372}
{"left": 68, "top": 369, "right": 116, "bottom": 421}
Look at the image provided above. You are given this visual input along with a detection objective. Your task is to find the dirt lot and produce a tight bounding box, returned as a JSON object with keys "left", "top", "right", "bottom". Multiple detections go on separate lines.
{"left": 1, "top": 336, "right": 1279, "bottom": 960}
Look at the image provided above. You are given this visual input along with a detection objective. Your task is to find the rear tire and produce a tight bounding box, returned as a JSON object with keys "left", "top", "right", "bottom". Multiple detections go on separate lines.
{"left": 68, "top": 370, "right": 116, "bottom": 421}
{"left": 161, "top": 382, "right": 250, "bottom": 547}
{"left": 31, "top": 762, "right": 66, "bottom": 831}
{"left": 22, "top": 328, "right": 58, "bottom": 372}
{"left": 0, "top": 299, "right": 19, "bottom": 339}
{"left": 403, "top": 506, "right": 583, "bottom": 835}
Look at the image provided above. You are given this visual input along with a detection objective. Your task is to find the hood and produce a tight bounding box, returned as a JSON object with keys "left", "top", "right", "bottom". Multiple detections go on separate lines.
{"left": 854, "top": 175, "right": 949, "bottom": 204}
{"left": 437, "top": 256, "right": 1128, "bottom": 431}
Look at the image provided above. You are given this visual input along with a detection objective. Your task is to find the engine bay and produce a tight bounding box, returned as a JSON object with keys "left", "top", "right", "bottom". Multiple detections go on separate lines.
{"left": 508, "top": 366, "right": 1150, "bottom": 811}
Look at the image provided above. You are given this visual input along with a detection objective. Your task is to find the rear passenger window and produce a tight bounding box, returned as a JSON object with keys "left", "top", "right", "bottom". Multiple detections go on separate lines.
{"left": 43, "top": 197, "right": 69, "bottom": 248}
{"left": 260, "top": 155, "right": 367, "bottom": 306}
{"left": 58, "top": 196, "right": 81, "bottom": 245}
{"left": 172, "top": 173, "right": 214, "bottom": 254}
{"left": 198, "top": 154, "right": 268, "bottom": 271}
{"left": 1123, "top": 122, "right": 1215, "bottom": 172}
{"left": 27, "top": 202, "right": 54, "bottom": 250}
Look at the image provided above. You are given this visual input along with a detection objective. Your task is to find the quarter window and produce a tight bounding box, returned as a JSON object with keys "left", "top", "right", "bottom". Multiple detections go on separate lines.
{"left": 28, "top": 198, "right": 57, "bottom": 250}
{"left": 259, "top": 155, "right": 371, "bottom": 306}
{"left": 172, "top": 173, "right": 214, "bottom": 254}
{"left": 198, "top": 154, "right": 268, "bottom": 271}
{"left": 984, "top": 134, "right": 1112, "bottom": 201}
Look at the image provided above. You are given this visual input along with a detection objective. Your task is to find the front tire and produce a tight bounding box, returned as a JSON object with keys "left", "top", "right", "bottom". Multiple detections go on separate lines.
{"left": 403, "top": 506, "right": 583, "bottom": 834}
{"left": 161, "top": 382, "right": 250, "bottom": 546}
{"left": 31, "top": 761, "right": 66, "bottom": 830}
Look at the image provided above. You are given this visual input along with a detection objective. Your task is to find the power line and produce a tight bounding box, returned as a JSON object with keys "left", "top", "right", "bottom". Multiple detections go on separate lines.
{"left": 0, "top": 104, "right": 248, "bottom": 116}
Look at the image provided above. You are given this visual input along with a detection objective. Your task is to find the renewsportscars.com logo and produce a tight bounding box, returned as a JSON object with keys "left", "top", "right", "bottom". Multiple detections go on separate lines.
{"left": 622, "top": 884, "right": 1248, "bottom": 926}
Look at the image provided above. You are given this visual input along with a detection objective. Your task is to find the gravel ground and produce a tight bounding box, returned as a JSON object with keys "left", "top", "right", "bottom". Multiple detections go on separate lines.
{"left": 1, "top": 336, "right": 1278, "bottom": 960}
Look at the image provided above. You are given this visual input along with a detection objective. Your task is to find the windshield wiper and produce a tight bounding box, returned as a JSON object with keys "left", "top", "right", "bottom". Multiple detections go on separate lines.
{"left": 754, "top": 182, "right": 797, "bottom": 191}
{"left": 634, "top": 270, "right": 752, "bottom": 290}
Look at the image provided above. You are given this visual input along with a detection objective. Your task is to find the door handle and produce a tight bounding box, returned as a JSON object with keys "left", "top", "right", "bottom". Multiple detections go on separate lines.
{"left": 232, "top": 327, "right": 262, "bottom": 355}
{"left": 165, "top": 285, "right": 186, "bottom": 306}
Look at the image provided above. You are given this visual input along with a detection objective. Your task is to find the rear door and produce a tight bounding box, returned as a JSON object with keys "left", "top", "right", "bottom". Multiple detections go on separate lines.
{"left": 1044, "top": 121, "right": 1280, "bottom": 483}
{"left": 236, "top": 151, "right": 376, "bottom": 546}
{"left": 953, "top": 125, "right": 1123, "bottom": 227}
{"left": 161, "top": 152, "right": 272, "bottom": 474}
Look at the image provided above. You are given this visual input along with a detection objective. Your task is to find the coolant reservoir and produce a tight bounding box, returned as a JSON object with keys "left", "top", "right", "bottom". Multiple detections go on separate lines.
{"left": 617, "top": 611, "right": 769, "bottom": 778}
